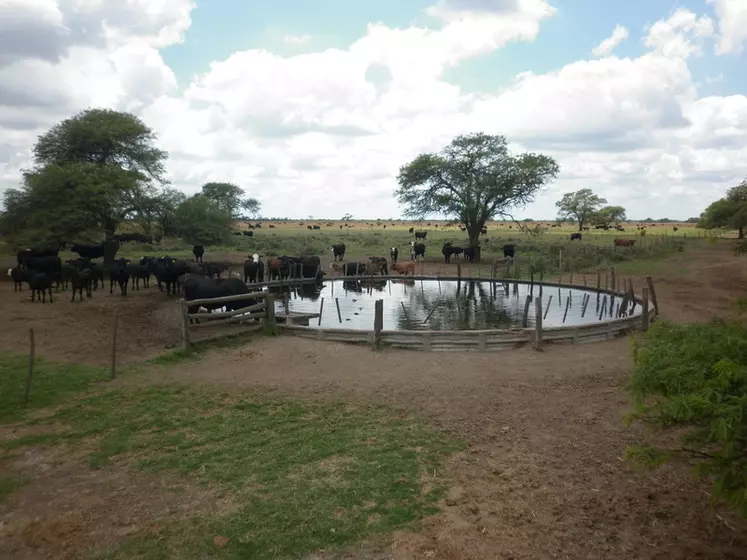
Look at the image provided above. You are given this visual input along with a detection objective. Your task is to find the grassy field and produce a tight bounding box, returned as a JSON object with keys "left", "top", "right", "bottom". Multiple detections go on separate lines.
{"left": 0, "top": 352, "right": 463, "bottom": 558}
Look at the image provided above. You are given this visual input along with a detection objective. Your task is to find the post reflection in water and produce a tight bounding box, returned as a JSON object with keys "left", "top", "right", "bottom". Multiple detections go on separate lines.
{"left": 272, "top": 279, "right": 641, "bottom": 331}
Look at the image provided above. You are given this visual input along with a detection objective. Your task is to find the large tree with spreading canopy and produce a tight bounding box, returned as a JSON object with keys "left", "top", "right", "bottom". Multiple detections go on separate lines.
{"left": 699, "top": 181, "right": 747, "bottom": 238}
{"left": 396, "top": 133, "right": 559, "bottom": 260}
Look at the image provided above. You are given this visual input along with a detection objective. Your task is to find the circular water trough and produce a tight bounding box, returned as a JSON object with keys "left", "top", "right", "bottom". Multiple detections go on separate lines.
{"left": 265, "top": 275, "right": 656, "bottom": 352}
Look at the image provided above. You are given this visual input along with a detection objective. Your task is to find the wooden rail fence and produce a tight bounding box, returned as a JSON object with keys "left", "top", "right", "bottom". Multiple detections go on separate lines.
{"left": 179, "top": 291, "right": 275, "bottom": 349}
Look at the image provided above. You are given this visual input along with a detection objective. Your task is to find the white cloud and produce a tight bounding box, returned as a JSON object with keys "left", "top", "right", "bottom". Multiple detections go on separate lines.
{"left": 708, "top": 0, "right": 747, "bottom": 54}
{"left": 0, "top": 2, "right": 746, "bottom": 221}
{"left": 283, "top": 34, "right": 311, "bottom": 45}
{"left": 591, "top": 25, "right": 629, "bottom": 57}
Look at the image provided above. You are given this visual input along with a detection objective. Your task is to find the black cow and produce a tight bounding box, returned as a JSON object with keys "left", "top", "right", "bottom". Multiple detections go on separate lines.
{"left": 414, "top": 231, "right": 427, "bottom": 239}
{"left": 17, "top": 247, "right": 59, "bottom": 269}
{"left": 313, "top": 225, "right": 320, "bottom": 230}
{"left": 331, "top": 243, "right": 346, "bottom": 261}
{"left": 7, "top": 267, "right": 23, "bottom": 291}
{"left": 233, "top": 232, "right": 243, "bottom": 236}
{"left": 202, "top": 262, "right": 229, "bottom": 279}
{"left": 480, "top": 227, "right": 488, "bottom": 235}
{"left": 442, "top": 243, "right": 456, "bottom": 263}
{"left": 368, "top": 257, "right": 388, "bottom": 275}
{"left": 184, "top": 276, "right": 259, "bottom": 323}
{"left": 127, "top": 262, "right": 151, "bottom": 290}
{"left": 69, "top": 266, "right": 92, "bottom": 301}
{"left": 109, "top": 258, "right": 131, "bottom": 296}
{"left": 341, "top": 262, "right": 368, "bottom": 276}
{"left": 408, "top": 227, "right": 414, "bottom": 233}
{"left": 243, "top": 256, "right": 265, "bottom": 283}
{"left": 192, "top": 245, "right": 205, "bottom": 263}
{"left": 503, "top": 244, "right": 515, "bottom": 259}
{"left": 23, "top": 270, "right": 55, "bottom": 303}
{"left": 242, "top": 231, "right": 253, "bottom": 237}
{"left": 463, "top": 247, "right": 476, "bottom": 263}
{"left": 390, "top": 246, "right": 399, "bottom": 263}
{"left": 410, "top": 242, "right": 425, "bottom": 261}
{"left": 288, "top": 256, "right": 323, "bottom": 280}
{"left": 71, "top": 243, "right": 107, "bottom": 260}
{"left": 307, "top": 225, "right": 313, "bottom": 230}
{"left": 570, "top": 233, "right": 582, "bottom": 241}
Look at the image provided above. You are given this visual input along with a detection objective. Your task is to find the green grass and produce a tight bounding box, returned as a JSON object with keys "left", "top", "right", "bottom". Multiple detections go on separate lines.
{"left": 0, "top": 353, "right": 105, "bottom": 421}
{"left": 5, "top": 385, "right": 462, "bottom": 559}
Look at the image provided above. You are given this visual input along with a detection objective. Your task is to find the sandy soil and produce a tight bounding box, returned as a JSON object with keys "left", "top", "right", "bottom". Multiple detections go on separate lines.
{"left": 2, "top": 243, "right": 747, "bottom": 559}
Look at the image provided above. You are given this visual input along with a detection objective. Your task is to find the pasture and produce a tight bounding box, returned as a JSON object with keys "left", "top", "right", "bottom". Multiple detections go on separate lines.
{"left": 1, "top": 223, "right": 746, "bottom": 559}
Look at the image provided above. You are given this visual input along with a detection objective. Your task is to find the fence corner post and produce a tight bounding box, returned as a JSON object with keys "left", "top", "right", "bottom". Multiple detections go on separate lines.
{"left": 179, "top": 299, "right": 191, "bottom": 350}
{"left": 641, "top": 287, "right": 650, "bottom": 331}
{"left": 534, "top": 297, "right": 543, "bottom": 351}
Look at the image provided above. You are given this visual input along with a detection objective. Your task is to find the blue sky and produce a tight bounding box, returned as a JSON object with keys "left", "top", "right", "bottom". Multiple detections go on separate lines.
{"left": 162, "top": 0, "right": 746, "bottom": 97}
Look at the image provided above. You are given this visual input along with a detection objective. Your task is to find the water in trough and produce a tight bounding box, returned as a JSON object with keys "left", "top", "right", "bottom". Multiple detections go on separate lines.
{"left": 269, "top": 279, "right": 641, "bottom": 331}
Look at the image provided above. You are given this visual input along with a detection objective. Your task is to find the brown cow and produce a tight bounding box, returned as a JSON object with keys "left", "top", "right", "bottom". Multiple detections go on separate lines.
{"left": 391, "top": 261, "right": 415, "bottom": 275}
{"left": 614, "top": 238, "right": 636, "bottom": 247}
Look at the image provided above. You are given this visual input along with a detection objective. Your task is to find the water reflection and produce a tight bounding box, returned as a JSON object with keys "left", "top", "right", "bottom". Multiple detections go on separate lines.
{"left": 272, "top": 279, "right": 640, "bottom": 331}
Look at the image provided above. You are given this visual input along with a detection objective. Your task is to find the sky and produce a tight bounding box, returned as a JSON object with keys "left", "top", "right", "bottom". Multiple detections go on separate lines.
{"left": 0, "top": 0, "right": 746, "bottom": 220}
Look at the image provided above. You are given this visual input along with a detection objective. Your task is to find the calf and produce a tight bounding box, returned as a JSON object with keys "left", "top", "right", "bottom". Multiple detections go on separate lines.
{"left": 368, "top": 257, "right": 388, "bottom": 275}
{"left": 192, "top": 245, "right": 205, "bottom": 263}
{"left": 503, "top": 244, "right": 515, "bottom": 259}
{"left": 391, "top": 261, "right": 415, "bottom": 275}
{"left": 414, "top": 231, "right": 427, "bottom": 239}
{"left": 7, "top": 267, "right": 23, "bottom": 291}
{"left": 390, "top": 247, "right": 399, "bottom": 263}
{"left": 331, "top": 243, "right": 346, "bottom": 261}
{"left": 462, "top": 247, "right": 476, "bottom": 263}
{"left": 410, "top": 241, "right": 425, "bottom": 261}
{"left": 442, "top": 243, "right": 456, "bottom": 263}
{"left": 570, "top": 233, "right": 582, "bottom": 241}
{"left": 69, "top": 267, "right": 92, "bottom": 301}
{"left": 24, "top": 270, "right": 55, "bottom": 302}
{"left": 109, "top": 258, "right": 131, "bottom": 296}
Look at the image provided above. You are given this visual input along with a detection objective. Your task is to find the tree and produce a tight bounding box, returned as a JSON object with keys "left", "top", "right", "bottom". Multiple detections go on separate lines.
{"left": 591, "top": 205, "right": 627, "bottom": 228}
{"left": 134, "top": 187, "right": 186, "bottom": 238}
{"left": 341, "top": 213, "right": 353, "bottom": 221}
{"left": 555, "top": 189, "right": 606, "bottom": 231}
{"left": 0, "top": 108, "right": 168, "bottom": 247}
{"left": 173, "top": 195, "right": 234, "bottom": 246}
{"left": 699, "top": 181, "right": 747, "bottom": 238}
{"left": 396, "top": 132, "right": 559, "bottom": 259}
{"left": 200, "top": 182, "right": 260, "bottom": 219}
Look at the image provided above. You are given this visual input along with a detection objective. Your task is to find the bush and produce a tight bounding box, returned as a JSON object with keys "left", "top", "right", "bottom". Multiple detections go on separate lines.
{"left": 627, "top": 320, "right": 747, "bottom": 517}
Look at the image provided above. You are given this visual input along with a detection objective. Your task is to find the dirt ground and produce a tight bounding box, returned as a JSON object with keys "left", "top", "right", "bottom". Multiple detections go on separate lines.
{"left": 2, "top": 243, "right": 747, "bottom": 559}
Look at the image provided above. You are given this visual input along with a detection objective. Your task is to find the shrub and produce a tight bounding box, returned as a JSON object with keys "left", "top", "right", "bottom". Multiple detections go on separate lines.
{"left": 627, "top": 320, "right": 747, "bottom": 517}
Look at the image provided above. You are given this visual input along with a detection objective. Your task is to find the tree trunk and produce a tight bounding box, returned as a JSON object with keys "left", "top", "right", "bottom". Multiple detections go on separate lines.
{"left": 578, "top": 221, "right": 584, "bottom": 231}
{"left": 468, "top": 228, "right": 481, "bottom": 263}
{"left": 740, "top": 225, "right": 744, "bottom": 239}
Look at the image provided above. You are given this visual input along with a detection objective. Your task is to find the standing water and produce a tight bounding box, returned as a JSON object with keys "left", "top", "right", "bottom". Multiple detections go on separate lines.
{"left": 271, "top": 279, "right": 640, "bottom": 331}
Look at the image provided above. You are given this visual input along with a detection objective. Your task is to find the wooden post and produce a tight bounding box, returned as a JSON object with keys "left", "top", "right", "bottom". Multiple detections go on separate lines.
{"left": 645, "top": 276, "right": 659, "bottom": 315}
{"left": 558, "top": 248, "right": 563, "bottom": 273}
{"left": 562, "top": 295, "right": 571, "bottom": 323}
{"left": 456, "top": 262, "right": 461, "bottom": 279}
{"left": 642, "top": 287, "right": 650, "bottom": 331}
{"left": 265, "top": 293, "right": 276, "bottom": 332}
{"left": 111, "top": 308, "right": 119, "bottom": 379}
{"left": 317, "top": 297, "right": 324, "bottom": 326}
{"left": 422, "top": 300, "right": 441, "bottom": 323}
{"left": 23, "top": 328, "right": 35, "bottom": 406}
{"left": 400, "top": 301, "right": 409, "bottom": 322}
{"left": 335, "top": 297, "right": 342, "bottom": 323}
{"left": 581, "top": 294, "right": 590, "bottom": 317}
{"left": 179, "top": 299, "right": 191, "bottom": 350}
{"left": 604, "top": 274, "right": 608, "bottom": 291}
{"left": 543, "top": 295, "right": 553, "bottom": 320}
{"left": 569, "top": 271, "right": 573, "bottom": 285}
{"left": 373, "top": 299, "right": 383, "bottom": 349}
{"left": 522, "top": 294, "right": 532, "bottom": 328}
{"left": 610, "top": 267, "right": 616, "bottom": 293}
{"left": 283, "top": 293, "right": 289, "bottom": 315}
{"left": 534, "top": 297, "right": 543, "bottom": 351}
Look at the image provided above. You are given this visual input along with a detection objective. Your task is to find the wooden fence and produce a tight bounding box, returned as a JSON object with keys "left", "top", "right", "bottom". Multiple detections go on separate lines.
{"left": 179, "top": 291, "right": 275, "bottom": 348}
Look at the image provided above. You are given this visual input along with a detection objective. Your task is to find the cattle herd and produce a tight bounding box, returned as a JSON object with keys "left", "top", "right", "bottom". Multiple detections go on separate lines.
{"left": 6, "top": 224, "right": 642, "bottom": 308}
